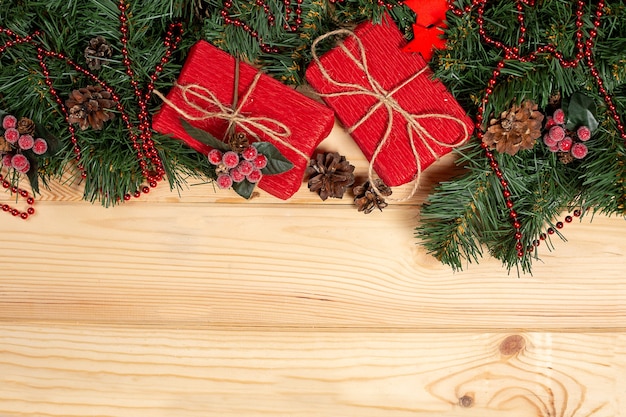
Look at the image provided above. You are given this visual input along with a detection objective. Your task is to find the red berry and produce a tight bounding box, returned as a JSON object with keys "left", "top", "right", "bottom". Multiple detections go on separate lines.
{"left": 576, "top": 125, "right": 591, "bottom": 141}
{"left": 229, "top": 167, "right": 246, "bottom": 183}
{"left": 548, "top": 144, "right": 560, "bottom": 153}
{"left": 241, "top": 146, "right": 258, "bottom": 161}
{"left": 222, "top": 151, "right": 240, "bottom": 168}
{"left": 207, "top": 149, "right": 223, "bottom": 165}
{"left": 543, "top": 133, "right": 558, "bottom": 147}
{"left": 544, "top": 116, "right": 555, "bottom": 129}
{"left": 11, "top": 154, "right": 30, "bottom": 173}
{"left": 246, "top": 169, "right": 263, "bottom": 183}
{"left": 253, "top": 154, "right": 268, "bottom": 169}
{"left": 216, "top": 174, "right": 233, "bottom": 189}
{"left": 2, "top": 115, "right": 17, "bottom": 130}
{"left": 558, "top": 136, "right": 573, "bottom": 152}
{"left": 32, "top": 138, "right": 48, "bottom": 155}
{"left": 2, "top": 153, "right": 12, "bottom": 166}
{"left": 238, "top": 160, "right": 254, "bottom": 176}
{"left": 4, "top": 128, "right": 19, "bottom": 144}
{"left": 18, "top": 134, "right": 34, "bottom": 150}
{"left": 548, "top": 125, "right": 565, "bottom": 142}
{"left": 571, "top": 142, "right": 588, "bottom": 159}
{"left": 552, "top": 108, "right": 566, "bottom": 125}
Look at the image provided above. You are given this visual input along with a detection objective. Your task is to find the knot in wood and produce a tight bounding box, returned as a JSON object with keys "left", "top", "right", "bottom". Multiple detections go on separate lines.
{"left": 459, "top": 395, "right": 474, "bottom": 408}
{"left": 499, "top": 334, "right": 525, "bottom": 356}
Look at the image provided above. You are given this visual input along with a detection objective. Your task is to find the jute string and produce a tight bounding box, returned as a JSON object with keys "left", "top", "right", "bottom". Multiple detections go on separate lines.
{"left": 311, "top": 29, "right": 470, "bottom": 201}
{"left": 153, "top": 69, "right": 308, "bottom": 162}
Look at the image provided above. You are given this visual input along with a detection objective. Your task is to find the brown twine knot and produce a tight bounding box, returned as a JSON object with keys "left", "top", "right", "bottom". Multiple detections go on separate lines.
{"left": 153, "top": 71, "right": 308, "bottom": 162}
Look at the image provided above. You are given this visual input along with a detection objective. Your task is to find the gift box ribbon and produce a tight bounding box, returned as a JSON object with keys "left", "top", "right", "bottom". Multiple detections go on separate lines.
{"left": 311, "top": 29, "right": 471, "bottom": 201}
{"left": 154, "top": 71, "right": 308, "bottom": 162}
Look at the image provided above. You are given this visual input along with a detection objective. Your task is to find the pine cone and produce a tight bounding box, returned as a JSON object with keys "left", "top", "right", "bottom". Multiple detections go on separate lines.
{"left": 483, "top": 100, "right": 544, "bottom": 156}
{"left": 558, "top": 151, "right": 574, "bottom": 164}
{"left": 84, "top": 36, "right": 112, "bottom": 71}
{"left": 229, "top": 132, "right": 249, "bottom": 153}
{"left": 353, "top": 179, "right": 392, "bottom": 214}
{"left": 16, "top": 117, "right": 35, "bottom": 135}
{"left": 65, "top": 85, "right": 115, "bottom": 131}
{"left": 305, "top": 152, "right": 355, "bottom": 201}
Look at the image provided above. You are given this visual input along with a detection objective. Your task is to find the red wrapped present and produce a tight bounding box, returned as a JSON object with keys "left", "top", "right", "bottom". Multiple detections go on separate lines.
{"left": 305, "top": 17, "right": 473, "bottom": 191}
{"left": 153, "top": 40, "right": 335, "bottom": 200}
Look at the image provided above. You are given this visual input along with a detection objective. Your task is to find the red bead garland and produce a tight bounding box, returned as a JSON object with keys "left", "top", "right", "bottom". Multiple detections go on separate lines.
{"left": 0, "top": 0, "right": 184, "bottom": 215}
{"left": 221, "top": 0, "right": 404, "bottom": 53}
{"left": 0, "top": 173, "right": 35, "bottom": 220}
{"left": 447, "top": 0, "right": 623, "bottom": 258}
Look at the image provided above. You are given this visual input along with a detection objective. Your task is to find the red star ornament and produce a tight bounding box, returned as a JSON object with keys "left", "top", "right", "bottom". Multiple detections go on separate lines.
{"left": 402, "top": 0, "right": 448, "bottom": 61}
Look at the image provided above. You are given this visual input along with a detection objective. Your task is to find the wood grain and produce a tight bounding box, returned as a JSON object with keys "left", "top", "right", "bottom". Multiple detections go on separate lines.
{"left": 0, "top": 200, "right": 624, "bottom": 329}
{"left": 0, "top": 123, "right": 624, "bottom": 415}
{"left": 0, "top": 325, "right": 623, "bottom": 417}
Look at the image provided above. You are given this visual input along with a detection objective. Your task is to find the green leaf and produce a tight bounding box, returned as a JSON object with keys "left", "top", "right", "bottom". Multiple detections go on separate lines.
{"left": 564, "top": 92, "right": 599, "bottom": 132}
{"left": 180, "top": 119, "right": 229, "bottom": 151}
{"left": 233, "top": 180, "right": 256, "bottom": 199}
{"left": 252, "top": 141, "right": 294, "bottom": 175}
{"left": 35, "top": 124, "right": 61, "bottom": 156}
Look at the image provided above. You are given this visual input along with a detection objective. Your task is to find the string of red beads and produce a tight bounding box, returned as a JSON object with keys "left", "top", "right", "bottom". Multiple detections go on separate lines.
{"left": 528, "top": 209, "right": 583, "bottom": 254}
{"left": 0, "top": 0, "right": 184, "bottom": 213}
{"left": 0, "top": 174, "right": 35, "bottom": 220}
{"left": 447, "top": 0, "right": 621, "bottom": 258}
{"left": 221, "top": 0, "right": 404, "bottom": 53}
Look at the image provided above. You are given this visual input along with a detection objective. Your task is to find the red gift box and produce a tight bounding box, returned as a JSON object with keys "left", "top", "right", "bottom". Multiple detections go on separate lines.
{"left": 153, "top": 40, "right": 335, "bottom": 200}
{"left": 305, "top": 17, "right": 473, "bottom": 188}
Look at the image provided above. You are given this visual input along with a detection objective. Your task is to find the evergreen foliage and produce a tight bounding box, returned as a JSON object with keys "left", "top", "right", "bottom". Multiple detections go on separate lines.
{"left": 417, "top": 0, "right": 626, "bottom": 273}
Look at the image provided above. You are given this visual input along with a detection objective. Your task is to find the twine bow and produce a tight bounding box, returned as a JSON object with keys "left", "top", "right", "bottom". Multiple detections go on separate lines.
{"left": 153, "top": 68, "right": 308, "bottom": 162}
{"left": 311, "top": 29, "right": 470, "bottom": 201}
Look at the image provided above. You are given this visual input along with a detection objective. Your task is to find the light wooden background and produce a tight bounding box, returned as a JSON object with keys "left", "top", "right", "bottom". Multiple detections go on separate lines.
{"left": 0, "top": 123, "right": 625, "bottom": 416}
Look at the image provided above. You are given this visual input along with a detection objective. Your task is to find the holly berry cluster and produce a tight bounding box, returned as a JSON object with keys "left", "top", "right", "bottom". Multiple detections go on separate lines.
{"left": 208, "top": 145, "right": 268, "bottom": 189}
{"left": 1, "top": 114, "right": 48, "bottom": 174}
{"left": 543, "top": 108, "right": 590, "bottom": 161}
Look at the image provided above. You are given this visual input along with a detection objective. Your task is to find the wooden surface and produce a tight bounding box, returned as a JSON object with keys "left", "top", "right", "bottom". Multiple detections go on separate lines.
{"left": 0, "top": 124, "right": 625, "bottom": 416}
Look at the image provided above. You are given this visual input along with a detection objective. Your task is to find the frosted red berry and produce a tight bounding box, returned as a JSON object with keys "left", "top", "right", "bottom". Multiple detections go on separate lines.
{"left": 238, "top": 159, "right": 254, "bottom": 176}
{"left": 2, "top": 115, "right": 17, "bottom": 130}
{"left": 576, "top": 125, "right": 591, "bottom": 141}
{"left": 246, "top": 169, "right": 263, "bottom": 183}
{"left": 543, "top": 133, "right": 558, "bottom": 147}
{"left": 216, "top": 174, "right": 233, "bottom": 189}
{"left": 549, "top": 144, "right": 559, "bottom": 153}
{"left": 558, "top": 136, "right": 573, "bottom": 152}
{"left": 2, "top": 153, "right": 12, "bottom": 166}
{"left": 548, "top": 125, "right": 565, "bottom": 142}
{"left": 222, "top": 151, "right": 240, "bottom": 168}
{"left": 32, "top": 138, "right": 48, "bottom": 155}
{"left": 552, "top": 108, "right": 566, "bottom": 125}
{"left": 4, "top": 128, "right": 19, "bottom": 144}
{"left": 241, "top": 146, "right": 258, "bottom": 161}
{"left": 11, "top": 154, "right": 30, "bottom": 173}
{"left": 18, "top": 134, "right": 34, "bottom": 150}
{"left": 207, "top": 149, "right": 223, "bottom": 165}
{"left": 253, "top": 154, "right": 268, "bottom": 169}
{"left": 571, "top": 142, "right": 588, "bottom": 159}
{"left": 229, "top": 167, "right": 246, "bottom": 183}
{"left": 544, "top": 116, "right": 555, "bottom": 130}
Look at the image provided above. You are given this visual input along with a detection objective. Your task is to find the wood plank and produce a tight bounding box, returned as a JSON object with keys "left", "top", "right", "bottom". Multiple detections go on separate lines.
{"left": 0, "top": 201, "right": 623, "bottom": 329}
{"left": 0, "top": 325, "right": 622, "bottom": 417}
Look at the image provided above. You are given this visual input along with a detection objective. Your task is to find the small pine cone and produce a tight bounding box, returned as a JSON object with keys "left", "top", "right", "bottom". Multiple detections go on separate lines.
{"left": 305, "top": 152, "right": 355, "bottom": 201}
{"left": 65, "top": 85, "right": 115, "bottom": 130}
{"left": 16, "top": 117, "right": 36, "bottom": 135}
{"left": 353, "top": 179, "right": 392, "bottom": 214}
{"left": 483, "top": 100, "right": 545, "bottom": 156}
{"left": 229, "top": 132, "right": 249, "bottom": 153}
{"left": 84, "top": 36, "right": 112, "bottom": 71}
{"left": 558, "top": 151, "right": 574, "bottom": 164}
